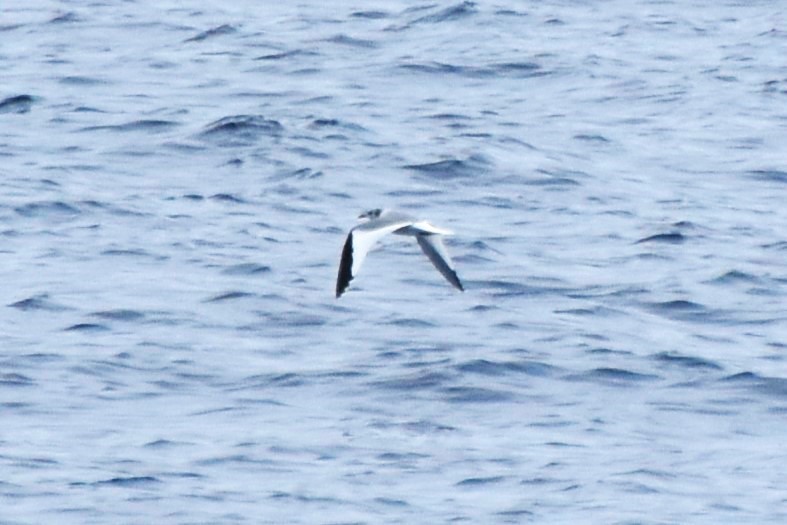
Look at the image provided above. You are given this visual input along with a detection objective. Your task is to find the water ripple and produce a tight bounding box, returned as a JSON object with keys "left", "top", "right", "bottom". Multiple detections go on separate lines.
{"left": 748, "top": 169, "right": 787, "bottom": 183}
{"left": 351, "top": 10, "right": 390, "bottom": 20}
{"left": 222, "top": 263, "right": 272, "bottom": 275}
{"left": 206, "top": 291, "right": 255, "bottom": 302}
{"left": 443, "top": 386, "right": 512, "bottom": 403}
{"left": 457, "top": 475, "right": 506, "bottom": 486}
{"left": 402, "top": 1, "right": 478, "bottom": 28}
{"left": 200, "top": 115, "right": 283, "bottom": 146}
{"left": 635, "top": 232, "right": 686, "bottom": 244}
{"left": 79, "top": 119, "right": 180, "bottom": 133}
{"left": 324, "top": 34, "right": 378, "bottom": 48}
{"left": 0, "top": 94, "right": 35, "bottom": 114}
{"left": 399, "top": 61, "right": 542, "bottom": 78}
{"left": 403, "top": 154, "right": 492, "bottom": 180}
{"left": 14, "top": 201, "right": 80, "bottom": 218}
{"left": 184, "top": 24, "right": 237, "bottom": 43}
{"left": 651, "top": 352, "right": 723, "bottom": 371}
{"left": 0, "top": 373, "right": 35, "bottom": 387}
{"left": 8, "top": 294, "right": 71, "bottom": 312}
{"left": 372, "top": 371, "right": 452, "bottom": 391}
{"left": 91, "top": 309, "right": 145, "bottom": 322}
{"left": 64, "top": 323, "right": 110, "bottom": 332}
{"left": 80, "top": 476, "right": 162, "bottom": 488}
{"left": 721, "top": 372, "right": 787, "bottom": 399}
{"left": 456, "top": 359, "right": 559, "bottom": 377}
{"left": 567, "top": 367, "right": 661, "bottom": 385}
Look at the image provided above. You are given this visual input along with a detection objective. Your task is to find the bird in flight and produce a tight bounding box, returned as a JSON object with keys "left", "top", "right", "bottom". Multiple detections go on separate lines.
{"left": 336, "top": 209, "right": 464, "bottom": 298}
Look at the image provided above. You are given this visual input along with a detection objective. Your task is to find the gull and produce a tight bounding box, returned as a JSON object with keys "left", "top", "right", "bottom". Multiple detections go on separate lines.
{"left": 336, "top": 208, "right": 464, "bottom": 298}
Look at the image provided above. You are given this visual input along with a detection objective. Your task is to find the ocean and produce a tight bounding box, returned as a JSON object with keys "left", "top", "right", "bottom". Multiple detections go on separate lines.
{"left": 1, "top": 1, "right": 786, "bottom": 523}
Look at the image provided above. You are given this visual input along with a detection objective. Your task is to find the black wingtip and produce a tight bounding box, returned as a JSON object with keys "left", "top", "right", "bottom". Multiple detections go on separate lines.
{"left": 336, "top": 233, "right": 354, "bottom": 298}
{"left": 450, "top": 270, "right": 464, "bottom": 292}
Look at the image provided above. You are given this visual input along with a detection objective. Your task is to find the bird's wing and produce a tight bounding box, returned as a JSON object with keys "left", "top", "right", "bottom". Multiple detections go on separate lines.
{"left": 336, "top": 219, "right": 412, "bottom": 297}
{"left": 416, "top": 234, "right": 464, "bottom": 291}
{"left": 409, "top": 220, "right": 454, "bottom": 235}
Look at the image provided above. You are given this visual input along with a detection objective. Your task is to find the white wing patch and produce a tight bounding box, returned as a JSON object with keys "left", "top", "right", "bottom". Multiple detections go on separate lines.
{"left": 410, "top": 221, "right": 454, "bottom": 235}
{"left": 349, "top": 221, "right": 409, "bottom": 276}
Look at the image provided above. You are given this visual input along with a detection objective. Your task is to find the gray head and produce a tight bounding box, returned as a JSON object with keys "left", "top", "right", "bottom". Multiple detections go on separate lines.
{"left": 358, "top": 208, "right": 383, "bottom": 220}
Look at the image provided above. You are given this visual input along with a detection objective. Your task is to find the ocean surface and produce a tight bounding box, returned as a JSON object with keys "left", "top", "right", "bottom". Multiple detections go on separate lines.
{"left": 1, "top": 1, "right": 786, "bottom": 523}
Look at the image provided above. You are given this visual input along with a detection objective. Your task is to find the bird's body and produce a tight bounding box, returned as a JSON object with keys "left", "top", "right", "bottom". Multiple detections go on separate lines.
{"left": 336, "top": 209, "right": 464, "bottom": 297}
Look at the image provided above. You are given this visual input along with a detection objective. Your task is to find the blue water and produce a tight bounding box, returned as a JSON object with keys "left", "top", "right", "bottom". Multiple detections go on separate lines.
{"left": 2, "top": 1, "right": 786, "bottom": 523}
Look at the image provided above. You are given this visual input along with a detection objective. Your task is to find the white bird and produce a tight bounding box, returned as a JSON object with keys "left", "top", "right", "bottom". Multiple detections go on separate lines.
{"left": 336, "top": 209, "right": 464, "bottom": 298}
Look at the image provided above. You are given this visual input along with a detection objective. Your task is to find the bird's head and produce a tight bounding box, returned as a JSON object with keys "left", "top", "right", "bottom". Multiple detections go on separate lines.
{"left": 358, "top": 208, "right": 383, "bottom": 220}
